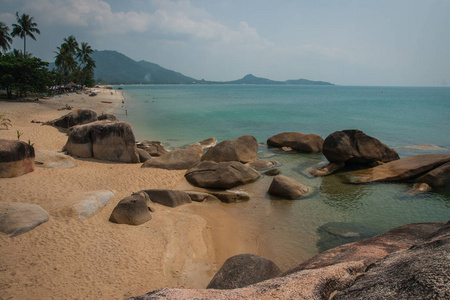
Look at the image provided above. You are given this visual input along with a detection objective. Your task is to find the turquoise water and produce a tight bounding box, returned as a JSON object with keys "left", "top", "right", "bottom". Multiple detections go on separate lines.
{"left": 116, "top": 85, "right": 450, "bottom": 270}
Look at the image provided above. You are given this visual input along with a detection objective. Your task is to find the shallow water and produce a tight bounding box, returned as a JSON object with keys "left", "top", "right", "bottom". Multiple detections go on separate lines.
{"left": 115, "top": 84, "right": 450, "bottom": 270}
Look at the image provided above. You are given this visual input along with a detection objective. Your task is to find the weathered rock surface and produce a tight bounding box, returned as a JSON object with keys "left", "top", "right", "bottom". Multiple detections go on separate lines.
{"left": 416, "top": 161, "right": 450, "bottom": 188}
{"left": 97, "top": 113, "right": 118, "bottom": 122}
{"left": 137, "top": 140, "right": 168, "bottom": 157}
{"left": 35, "top": 150, "right": 77, "bottom": 169}
{"left": 199, "top": 137, "right": 217, "bottom": 149}
{"left": 309, "top": 162, "right": 345, "bottom": 177}
{"left": 207, "top": 254, "right": 282, "bottom": 289}
{"left": 208, "top": 191, "right": 250, "bottom": 203}
{"left": 263, "top": 168, "right": 280, "bottom": 176}
{"left": 0, "top": 203, "right": 49, "bottom": 237}
{"left": 143, "top": 189, "right": 191, "bottom": 208}
{"left": 129, "top": 222, "right": 447, "bottom": 300}
{"left": 64, "top": 121, "right": 139, "bottom": 163}
{"left": 109, "top": 192, "right": 154, "bottom": 225}
{"left": 342, "top": 154, "right": 450, "bottom": 184}
{"left": 267, "top": 132, "right": 324, "bottom": 153}
{"left": 246, "top": 159, "right": 279, "bottom": 170}
{"left": 268, "top": 175, "right": 309, "bottom": 199}
{"left": 185, "top": 161, "right": 261, "bottom": 189}
{"left": 0, "top": 139, "right": 35, "bottom": 178}
{"left": 71, "top": 190, "right": 115, "bottom": 220}
{"left": 44, "top": 109, "right": 98, "bottom": 128}
{"left": 185, "top": 191, "right": 219, "bottom": 202}
{"left": 201, "top": 135, "right": 258, "bottom": 163}
{"left": 137, "top": 149, "right": 151, "bottom": 162}
{"left": 141, "top": 144, "right": 202, "bottom": 170}
{"left": 323, "top": 130, "right": 399, "bottom": 166}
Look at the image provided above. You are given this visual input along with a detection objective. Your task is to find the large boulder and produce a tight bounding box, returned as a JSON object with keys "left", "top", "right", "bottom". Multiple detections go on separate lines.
{"left": 268, "top": 175, "right": 309, "bottom": 199}
{"left": 44, "top": 109, "right": 98, "bottom": 128}
{"left": 342, "top": 154, "right": 450, "bottom": 184}
{"left": 142, "top": 189, "right": 191, "bottom": 208}
{"left": 201, "top": 135, "right": 258, "bottom": 163}
{"left": 64, "top": 121, "right": 139, "bottom": 163}
{"left": 109, "top": 192, "right": 154, "bottom": 225}
{"left": 35, "top": 150, "right": 77, "bottom": 169}
{"left": 0, "top": 203, "right": 49, "bottom": 237}
{"left": 322, "top": 130, "right": 399, "bottom": 166}
{"left": 267, "top": 132, "right": 324, "bottom": 153}
{"left": 185, "top": 161, "right": 261, "bottom": 189}
{"left": 141, "top": 144, "right": 202, "bottom": 170}
{"left": 0, "top": 139, "right": 35, "bottom": 178}
{"left": 207, "top": 254, "right": 282, "bottom": 289}
{"left": 416, "top": 161, "right": 450, "bottom": 188}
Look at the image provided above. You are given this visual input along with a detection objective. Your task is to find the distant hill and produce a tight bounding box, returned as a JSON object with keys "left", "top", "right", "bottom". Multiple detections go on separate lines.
{"left": 225, "top": 74, "right": 333, "bottom": 85}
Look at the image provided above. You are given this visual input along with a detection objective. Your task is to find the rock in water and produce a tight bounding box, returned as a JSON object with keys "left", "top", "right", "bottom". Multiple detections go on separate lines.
{"left": 44, "top": 109, "right": 98, "bottom": 128}
{"left": 64, "top": 121, "right": 139, "bottom": 163}
{"left": 185, "top": 161, "right": 261, "bottom": 189}
{"left": 0, "top": 203, "right": 49, "bottom": 237}
{"left": 0, "top": 139, "right": 35, "bottom": 178}
{"left": 267, "top": 132, "right": 324, "bottom": 153}
{"left": 207, "top": 254, "right": 282, "bottom": 289}
{"left": 202, "top": 135, "right": 258, "bottom": 163}
{"left": 416, "top": 161, "right": 450, "bottom": 188}
{"left": 323, "top": 130, "right": 399, "bottom": 166}
{"left": 141, "top": 144, "right": 202, "bottom": 170}
{"left": 109, "top": 192, "right": 154, "bottom": 225}
{"left": 268, "top": 175, "right": 309, "bottom": 199}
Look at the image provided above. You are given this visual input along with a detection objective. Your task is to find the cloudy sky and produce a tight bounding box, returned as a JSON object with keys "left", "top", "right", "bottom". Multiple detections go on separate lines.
{"left": 1, "top": 0, "right": 449, "bottom": 86}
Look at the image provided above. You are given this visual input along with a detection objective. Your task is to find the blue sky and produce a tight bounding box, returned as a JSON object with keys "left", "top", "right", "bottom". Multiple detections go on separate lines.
{"left": 1, "top": 0, "right": 449, "bottom": 86}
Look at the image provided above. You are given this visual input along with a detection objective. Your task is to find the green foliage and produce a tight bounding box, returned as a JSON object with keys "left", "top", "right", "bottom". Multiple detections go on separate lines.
{"left": 0, "top": 113, "right": 12, "bottom": 129}
{"left": 0, "top": 21, "right": 13, "bottom": 53}
{"left": 27, "top": 139, "right": 34, "bottom": 147}
{"left": 16, "top": 130, "right": 23, "bottom": 140}
{"left": 11, "top": 12, "right": 40, "bottom": 56}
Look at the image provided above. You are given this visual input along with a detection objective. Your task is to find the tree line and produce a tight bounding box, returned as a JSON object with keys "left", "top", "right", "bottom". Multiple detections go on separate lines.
{"left": 0, "top": 12, "right": 96, "bottom": 99}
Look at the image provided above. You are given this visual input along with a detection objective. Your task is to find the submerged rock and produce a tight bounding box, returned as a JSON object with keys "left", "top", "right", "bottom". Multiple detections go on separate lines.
{"left": 268, "top": 175, "right": 309, "bottom": 199}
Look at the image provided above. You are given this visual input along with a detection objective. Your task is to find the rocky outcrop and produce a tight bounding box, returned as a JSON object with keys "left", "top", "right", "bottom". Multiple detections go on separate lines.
{"left": 44, "top": 109, "right": 98, "bottom": 128}
{"left": 143, "top": 189, "right": 192, "bottom": 208}
{"left": 0, "top": 203, "right": 49, "bottom": 237}
{"left": 0, "top": 139, "right": 35, "bottom": 178}
{"left": 129, "top": 222, "right": 447, "bottom": 300}
{"left": 185, "top": 161, "right": 261, "bottom": 189}
{"left": 201, "top": 135, "right": 258, "bottom": 163}
{"left": 267, "top": 132, "right": 324, "bottom": 153}
{"left": 64, "top": 121, "right": 139, "bottom": 163}
{"left": 342, "top": 154, "right": 450, "bottom": 185}
{"left": 70, "top": 190, "right": 115, "bottom": 220}
{"left": 109, "top": 192, "right": 155, "bottom": 225}
{"left": 141, "top": 144, "right": 202, "bottom": 170}
{"left": 136, "top": 140, "right": 168, "bottom": 157}
{"left": 323, "top": 130, "right": 399, "bottom": 166}
{"left": 268, "top": 175, "right": 309, "bottom": 199}
{"left": 207, "top": 254, "right": 282, "bottom": 289}
{"left": 416, "top": 161, "right": 450, "bottom": 188}
{"left": 35, "top": 150, "right": 77, "bottom": 169}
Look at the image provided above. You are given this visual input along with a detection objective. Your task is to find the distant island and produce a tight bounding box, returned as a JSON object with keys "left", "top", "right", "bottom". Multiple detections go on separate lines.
{"left": 62, "top": 50, "right": 334, "bottom": 85}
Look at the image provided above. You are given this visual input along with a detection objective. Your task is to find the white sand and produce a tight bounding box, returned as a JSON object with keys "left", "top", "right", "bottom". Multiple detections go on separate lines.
{"left": 0, "top": 89, "right": 257, "bottom": 299}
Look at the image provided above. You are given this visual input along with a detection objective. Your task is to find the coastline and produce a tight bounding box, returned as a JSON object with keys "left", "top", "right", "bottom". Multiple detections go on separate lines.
{"left": 0, "top": 89, "right": 257, "bottom": 299}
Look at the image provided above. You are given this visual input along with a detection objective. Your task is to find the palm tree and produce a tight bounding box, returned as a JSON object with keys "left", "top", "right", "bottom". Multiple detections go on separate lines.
{"left": 76, "top": 42, "right": 94, "bottom": 67}
{"left": 0, "top": 21, "right": 13, "bottom": 53}
{"left": 62, "top": 35, "right": 78, "bottom": 54}
{"left": 11, "top": 12, "right": 40, "bottom": 56}
{"left": 54, "top": 45, "right": 76, "bottom": 84}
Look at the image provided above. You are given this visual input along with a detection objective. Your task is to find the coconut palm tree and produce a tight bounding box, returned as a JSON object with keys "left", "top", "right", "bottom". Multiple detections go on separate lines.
{"left": 0, "top": 21, "right": 13, "bottom": 53}
{"left": 62, "top": 35, "right": 78, "bottom": 55}
{"left": 76, "top": 42, "right": 94, "bottom": 67}
{"left": 54, "top": 45, "right": 76, "bottom": 84}
{"left": 11, "top": 12, "right": 40, "bottom": 56}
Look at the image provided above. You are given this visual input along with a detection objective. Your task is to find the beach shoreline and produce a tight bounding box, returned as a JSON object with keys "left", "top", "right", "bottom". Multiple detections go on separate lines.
{"left": 0, "top": 88, "right": 258, "bottom": 299}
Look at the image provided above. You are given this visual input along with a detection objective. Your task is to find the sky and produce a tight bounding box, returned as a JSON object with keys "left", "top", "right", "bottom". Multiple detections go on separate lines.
{"left": 1, "top": 0, "right": 449, "bottom": 86}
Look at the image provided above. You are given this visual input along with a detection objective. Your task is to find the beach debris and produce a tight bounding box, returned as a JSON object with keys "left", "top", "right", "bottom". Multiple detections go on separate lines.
{"left": 0, "top": 139, "right": 35, "bottom": 178}
{"left": 267, "top": 132, "right": 324, "bottom": 153}
{"left": 142, "top": 189, "right": 192, "bottom": 208}
{"left": 185, "top": 161, "right": 261, "bottom": 189}
{"left": 141, "top": 144, "right": 202, "bottom": 170}
{"left": 268, "top": 175, "right": 309, "bottom": 200}
{"left": 202, "top": 135, "right": 259, "bottom": 163}
{"left": 109, "top": 191, "right": 154, "bottom": 225}
{"left": 0, "top": 203, "right": 49, "bottom": 237}
{"left": 207, "top": 254, "right": 282, "bottom": 290}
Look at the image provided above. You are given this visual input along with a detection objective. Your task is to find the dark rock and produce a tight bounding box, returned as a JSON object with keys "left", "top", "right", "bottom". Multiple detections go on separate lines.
{"left": 64, "top": 121, "right": 139, "bottom": 163}
{"left": 333, "top": 222, "right": 450, "bottom": 300}
{"left": 323, "top": 130, "right": 399, "bottom": 166}
{"left": 267, "top": 132, "right": 324, "bottom": 153}
{"left": 109, "top": 192, "right": 154, "bottom": 225}
{"left": 416, "top": 161, "right": 450, "bottom": 188}
{"left": 143, "top": 189, "right": 191, "bottom": 208}
{"left": 268, "top": 175, "right": 309, "bottom": 199}
{"left": 0, "top": 139, "right": 35, "bottom": 178}
{"left": 141, "top": 144, "right": 202, "bottom": 170}
{"left": 185, "top": 161, "right": 261, "bottom": 189}
{"left": 207, "top": 254, "right": 282, "bottom": 289}
{"left": 44, "top": 109, "right": 98, "bottom": 128}
{"left": 0, "top": 203, "right": 49, "bottom": 237}
{"left": 310, "top": 162, "right": 345, "bottom": 177}
{"left": 185, "top": 191, "right": 219, "bottom": 202}
{"left": 97, "top": 113, "right": 118, "bottom": 121}
{"left": 137, "top": 140, "right": 168, "bottom": 157}
{"left": 137, "top": 149, "right": 151, "bottom": 162}
{"left": 263, "top": 168, "right": 280, "bottom": 176}
{"left": 202, "top": 135, "right": 258, "bottom": 163}
{"left": 342, "top": 154, "right": 450, "bottom": 184}
{"left": 209, "top": 191, "right": 250, "bottom": 203}
{"left": 246, "top": 160, "right": 279, "bottom": 170}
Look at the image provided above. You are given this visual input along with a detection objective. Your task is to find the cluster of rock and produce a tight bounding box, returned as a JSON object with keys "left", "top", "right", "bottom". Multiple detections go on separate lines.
{"left": 130, "top": 221, "right": 450, "bottom": 299}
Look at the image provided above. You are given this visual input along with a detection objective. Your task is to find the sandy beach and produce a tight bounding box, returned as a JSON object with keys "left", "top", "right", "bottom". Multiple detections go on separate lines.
{"left": 0, "top": 89, "right": 257, "bottom": 299}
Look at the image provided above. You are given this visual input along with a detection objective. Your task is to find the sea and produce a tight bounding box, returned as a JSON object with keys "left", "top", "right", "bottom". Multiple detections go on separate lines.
{"left": 115, "top": 84, "right": 450, "bottom": 270}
